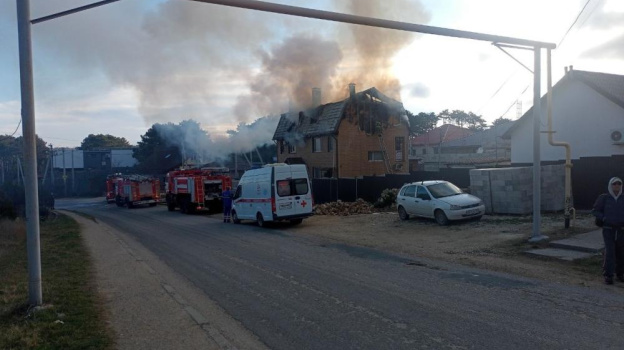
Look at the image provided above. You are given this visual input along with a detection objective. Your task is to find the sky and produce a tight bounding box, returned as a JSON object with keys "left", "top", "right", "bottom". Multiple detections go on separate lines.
{"left": 1, "top": 0, "right": 623, "bottom": 159}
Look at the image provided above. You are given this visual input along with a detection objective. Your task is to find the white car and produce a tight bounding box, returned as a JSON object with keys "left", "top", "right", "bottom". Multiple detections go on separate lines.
{"left": 396, "top": 180, "right": 485, "bottom": 225}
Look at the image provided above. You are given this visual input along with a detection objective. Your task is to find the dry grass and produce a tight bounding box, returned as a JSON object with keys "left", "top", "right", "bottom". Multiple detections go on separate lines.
{"left": 0, "top": 215, "right": 113, "bottom": 349}
{"left": 0, "top": 219, "right": 26, "bottom": 260}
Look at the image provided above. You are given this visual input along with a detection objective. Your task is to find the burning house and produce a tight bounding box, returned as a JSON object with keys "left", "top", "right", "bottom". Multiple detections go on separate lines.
{"left": 272, "top": 84, "right": 410, "bottom": 178}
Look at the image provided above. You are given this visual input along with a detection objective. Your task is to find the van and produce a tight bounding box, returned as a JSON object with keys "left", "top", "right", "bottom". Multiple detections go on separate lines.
{"left": 231, "top": 163, "right": 313, "bottom": 227}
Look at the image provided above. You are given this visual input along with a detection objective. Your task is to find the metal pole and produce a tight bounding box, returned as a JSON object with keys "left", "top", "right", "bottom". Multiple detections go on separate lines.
{"left": 71, "top": 149, "right": 75, "bottom": 196}
{"left": 529, "top": 47, "right": 548, "bottom": 242}
{"left": 41, "top": 148, "right": 50, "bottom": 186}
{"left": 50, "top": 144, "right": 54, "bottom": 186}
{"left": 63, "top": 148, "right": 67, "bottom": 197}
{"left": 191, "top": 0, "right": 556, "bottom": 49}
{"left": 16, "top": 0, "right": 42, "bottom": 305}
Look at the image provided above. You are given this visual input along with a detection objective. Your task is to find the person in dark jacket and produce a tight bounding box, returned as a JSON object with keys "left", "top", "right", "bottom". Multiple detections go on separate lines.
{"left": 592, "top": 177, "right": 624, "bottom": 285}
{"left": 222, "top": 187, "right": 232, "bottom": 223}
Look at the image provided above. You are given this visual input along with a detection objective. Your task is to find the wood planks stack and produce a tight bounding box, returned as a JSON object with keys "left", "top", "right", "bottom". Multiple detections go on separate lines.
{"left": 313, "top": 199, "right": 374, "bottom": 216}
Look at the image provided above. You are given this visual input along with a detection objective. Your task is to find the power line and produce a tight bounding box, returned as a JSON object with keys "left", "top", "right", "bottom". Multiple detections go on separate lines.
{"left": 489, "top": 0, "right": 598, "bottom": 120}
{"left": 558, "top": 0, "right": 595, "bottom": 47}
{"left": 9, "top": 118, "right": 22, "bottom": 137}
{"left": 476, "top": 70, "right": 519, "bottom": 114}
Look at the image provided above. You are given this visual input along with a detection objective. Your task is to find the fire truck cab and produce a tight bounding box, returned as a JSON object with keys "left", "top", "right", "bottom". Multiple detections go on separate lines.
{"left": 105, "top": 173, "right": 124, "bottom": 203}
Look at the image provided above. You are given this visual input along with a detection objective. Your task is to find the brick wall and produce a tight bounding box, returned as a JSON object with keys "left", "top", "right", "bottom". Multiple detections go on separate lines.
{"left": 276, "top": 119, "right": 409, "bottom": 178}
{"left": 337, "top": 115, "right": 409, "bottom": 178}
{"left": 276, "top": 137, "right": 336, "bottom": 177}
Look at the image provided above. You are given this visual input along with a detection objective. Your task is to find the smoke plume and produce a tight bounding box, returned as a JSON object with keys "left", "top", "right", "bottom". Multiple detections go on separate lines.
{"left": 25, "top": 0, "right": 430, "bottom": 163}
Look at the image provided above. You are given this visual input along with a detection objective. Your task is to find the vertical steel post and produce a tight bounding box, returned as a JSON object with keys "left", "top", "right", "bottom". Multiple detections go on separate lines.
{"left": 529, "top": 47, "right": 548, "bottom": 242}
{"left": 71, "top": 149, "right": 75, "bottom": 195}
{"left": 50, "top": 144, "right": 54, "bottom": 185}
{"left": 16, "top": 0, "right": 42, "bottom": 305}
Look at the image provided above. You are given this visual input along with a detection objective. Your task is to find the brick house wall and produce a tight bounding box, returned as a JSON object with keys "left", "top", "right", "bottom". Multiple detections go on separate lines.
{"left": 273, "top": 87, "right": 410, "bottom": 179}
{"left": 276, "top": 136, "right": 337, "bottom": 178}
{"left": 337, "top": 113, "right": 409, "bottom": 178}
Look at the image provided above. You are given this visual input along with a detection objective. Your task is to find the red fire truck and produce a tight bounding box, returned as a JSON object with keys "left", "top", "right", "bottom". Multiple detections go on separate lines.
{"left": 112, "top": 174, "right": 161, "bottom": 208}
{"left": 165, "top": 167, "right": 232, "bottom": 214}
{"left": 105, "top": 173, "right": 124, "bottom": 203}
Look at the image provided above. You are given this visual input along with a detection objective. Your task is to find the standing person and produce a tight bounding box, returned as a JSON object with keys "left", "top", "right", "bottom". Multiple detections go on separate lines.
{"left": 592, "top": 177, "right": 624, "bottom": 285}
{"left": 222, "top": 186, "right": 232, "bottom": 223}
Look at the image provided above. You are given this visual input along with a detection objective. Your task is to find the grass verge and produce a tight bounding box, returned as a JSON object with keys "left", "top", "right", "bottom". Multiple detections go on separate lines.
{"left": 0, "top": 214, "right": 113, "bottom": 349}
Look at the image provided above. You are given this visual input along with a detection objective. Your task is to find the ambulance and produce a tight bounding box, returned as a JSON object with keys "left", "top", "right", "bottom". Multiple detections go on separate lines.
{"left": 231, "top": 164, "right": 313, "bottom": 227}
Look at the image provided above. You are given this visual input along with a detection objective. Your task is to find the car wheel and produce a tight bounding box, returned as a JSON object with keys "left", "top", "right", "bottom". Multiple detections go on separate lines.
{"left": 256, "top": 213, "right": 265, "bottom": 227}
{"left": 434, "top": 209, "right": 449, "bottom": 226}
{"left": 290, "top": 218, "right": 303, "bottom": 225}
{"left": 232, "top": 211, "right": 241, "bottom": 224}
{"left": 398, "top": 206, "right": 409, "bottom": 221}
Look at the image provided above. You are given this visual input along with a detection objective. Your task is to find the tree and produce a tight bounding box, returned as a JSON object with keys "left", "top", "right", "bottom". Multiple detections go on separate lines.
{"left": 133, "top": 124, "right": 182, "bottom": 174}
{"left": 438, "top": 109, "right": 486, "bottom": 131}
{"left": 0, "top": 134, "right": 48, "bottom": 183}
{"left": 406, "top": 111, "right": 438, "bottom": 136}
{"left": 80, "top": 134, "right": 131, "bottom": 150}
{"left": 491, "top": 117, "right": 513, "bottom": 127}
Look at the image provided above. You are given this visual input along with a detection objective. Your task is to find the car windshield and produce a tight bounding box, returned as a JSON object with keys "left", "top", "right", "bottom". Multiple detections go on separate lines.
{"left": 426, "top": 182, "right": 463, "bottom": 198}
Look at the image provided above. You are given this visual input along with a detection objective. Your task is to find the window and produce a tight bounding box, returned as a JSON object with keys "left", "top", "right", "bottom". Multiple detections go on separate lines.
{"left": 422, "top": 148, "right": 427, "bottom": 155}
{"left": 395, "top": 137, "right": 404, "bottom": 161}
{"left": 368, "top": 151, "right": 384, "bottom": 161}
{"left": 293, "top": 179, "right": 309, "bottom": 195}
{"left": 416, "top": 186, "right": 430, "bottom": 200}
{"left": 313, "top": 167, "right": 333, "bottom": 178}
{"left": 277, "top": 178, "right": 309, "bottom": 197}
{"left": 288, "top": 144, "right": 296, "bottom": 154}
{"left": 277, "top": 180, "right": 291, "bottom": 196}
{"left": 327, "top": 137, "right": 334, "bottom": 152}
{"left": 280, "top": 142, "right": 284, "bottom": 154}
{"left": 401, "top": 185, "right": 416, "bottom": 197}
{"left": 313, "top": 137, "right": 322, "bottom": 153}
{"left": 233, "top": 185, "right": 242, "bottom": 199}
{"left": 313, "top": 167, "right": 322, "bottom": 179}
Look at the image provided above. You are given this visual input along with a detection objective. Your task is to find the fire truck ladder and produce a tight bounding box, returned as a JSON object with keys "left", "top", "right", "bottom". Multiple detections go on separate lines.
{"left": 378, "top": 133, "right": 392, "bottom": 174}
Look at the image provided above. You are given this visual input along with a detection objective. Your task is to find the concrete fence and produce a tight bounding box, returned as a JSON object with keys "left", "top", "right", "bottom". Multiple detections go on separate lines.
{"left": 470, "top": 164, "right": 565, "bottom": 214}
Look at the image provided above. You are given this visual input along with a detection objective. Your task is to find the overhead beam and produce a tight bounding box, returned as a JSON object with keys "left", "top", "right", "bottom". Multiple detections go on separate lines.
{"left": 190, "top": 0, "right": 556, "bottom": 49}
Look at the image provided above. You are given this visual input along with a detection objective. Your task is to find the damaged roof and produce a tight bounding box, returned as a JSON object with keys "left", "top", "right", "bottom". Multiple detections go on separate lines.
{"left": 272, "top": 87, "right": 404, "bottom": 141}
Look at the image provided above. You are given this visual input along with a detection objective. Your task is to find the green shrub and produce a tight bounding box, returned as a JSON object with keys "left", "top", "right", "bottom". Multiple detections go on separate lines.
{"left": 374, "top": 188, "right": 398, "bottom": 208}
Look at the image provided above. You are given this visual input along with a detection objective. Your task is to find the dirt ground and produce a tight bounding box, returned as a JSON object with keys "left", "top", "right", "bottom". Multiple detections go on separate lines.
{"left": 289, "top": 210, "right": 609, "bottom": 288}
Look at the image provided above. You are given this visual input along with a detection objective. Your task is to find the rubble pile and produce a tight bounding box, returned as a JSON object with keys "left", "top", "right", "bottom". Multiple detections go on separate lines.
{"left": 313, "top": 199, "right": 374, "bottom": 216}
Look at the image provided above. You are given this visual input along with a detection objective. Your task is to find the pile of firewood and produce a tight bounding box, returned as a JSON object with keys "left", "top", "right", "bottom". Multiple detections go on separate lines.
{"left": 313, "top": 199, "right": 374, "bottom": 216}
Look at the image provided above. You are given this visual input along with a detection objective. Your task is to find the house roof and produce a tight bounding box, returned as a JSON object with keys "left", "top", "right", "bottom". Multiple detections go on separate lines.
{"left": 272, "top": 87, "right": 404, "bottom": 141}
{"left": 502, "top": 69, "right": 624, "bottom": 139}
{"left": 440, "top": 121, "right": 515, "bottom": 148}
{"left": 410, "top": 124, "right": 473, "bottom": 146}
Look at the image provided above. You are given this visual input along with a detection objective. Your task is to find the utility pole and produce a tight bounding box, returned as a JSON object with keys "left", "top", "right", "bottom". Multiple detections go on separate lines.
{"left": 16, "top": 0, "right": 42, "bottom": 306}
{"left": 71, "top": 149, "right": 75, "bottom": 196}
{"left": 16, "top": 0, "right": 124, "bottom": 308}
{"left": 63, "top": 148, "right": 67, "bottom": 197}
{"left": 50, "top": 144, "right": 54, "bottom": 187}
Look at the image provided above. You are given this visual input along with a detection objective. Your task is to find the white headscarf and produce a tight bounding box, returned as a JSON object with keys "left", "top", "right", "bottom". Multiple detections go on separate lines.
{"left": 608, "top": 177, "right": 622, "bottom": 200}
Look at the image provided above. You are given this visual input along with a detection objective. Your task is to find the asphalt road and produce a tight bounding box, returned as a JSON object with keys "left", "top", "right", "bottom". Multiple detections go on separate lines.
{"left": 62, "top": 198, "right": 624, "bottom": 350}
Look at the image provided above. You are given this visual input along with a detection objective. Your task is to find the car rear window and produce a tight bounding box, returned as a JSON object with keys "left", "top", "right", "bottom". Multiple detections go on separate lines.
{"left": 277, "top": 178, "right": 309, "bottom": 197}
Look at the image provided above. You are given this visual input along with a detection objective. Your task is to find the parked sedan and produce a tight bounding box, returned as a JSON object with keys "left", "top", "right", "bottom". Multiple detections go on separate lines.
{"left": 396, "top": 180, "right": 485, "bottom": 225}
